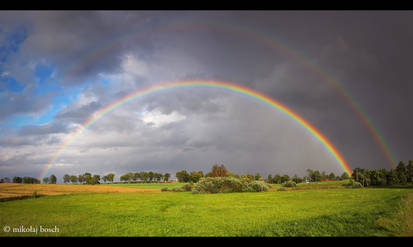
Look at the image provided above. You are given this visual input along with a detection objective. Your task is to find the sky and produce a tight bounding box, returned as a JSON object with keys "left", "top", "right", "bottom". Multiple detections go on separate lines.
{"left": 0, "top": 11, "right": 411, "bottom": 182}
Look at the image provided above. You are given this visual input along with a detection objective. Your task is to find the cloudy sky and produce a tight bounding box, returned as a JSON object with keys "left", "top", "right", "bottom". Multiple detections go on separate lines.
{"left": 0, "top": 11, "right": 411, "bottom": 182}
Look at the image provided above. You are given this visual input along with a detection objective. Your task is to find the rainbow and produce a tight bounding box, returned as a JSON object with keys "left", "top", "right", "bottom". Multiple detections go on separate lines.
{"left": 55, "top": 20, "right": 396, "bottom": 169}
{"left": 40, "top": 80, "right": 353, "bottom": 180}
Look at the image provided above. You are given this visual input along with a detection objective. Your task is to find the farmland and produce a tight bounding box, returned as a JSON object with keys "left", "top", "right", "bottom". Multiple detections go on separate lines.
{"left": 0, "top": 181, "right": 412, "bottom": 236}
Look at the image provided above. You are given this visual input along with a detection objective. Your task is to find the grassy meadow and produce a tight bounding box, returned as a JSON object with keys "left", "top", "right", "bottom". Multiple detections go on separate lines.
{"left": 0, "top": 181, "right": 412, "bottom": 236}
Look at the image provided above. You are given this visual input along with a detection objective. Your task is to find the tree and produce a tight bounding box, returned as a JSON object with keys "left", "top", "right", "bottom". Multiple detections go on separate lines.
{"left": 328, "top": 172, "right": 336, "bottom": 180}
{"left": 211, "top": 164, "right": 229, "bottom": 177}
{"left": 43, "top": 177, "right": 49, "bottom": 184}
{"left": 78, "top": 175, "right": 85, "bottom": 184}
{"left": 267, "top": 174, "right": 273, "bottom": 183}
{"left": 306, "top": 169, "right": 314, "bottom": 182}
{"left": 340, "top": 172, "right": 350, "bottom": 180}
{"left": 92, "top": 175, "right": 100, "bottom": 185}
{"left": 49, "top": 174, "right": 57, "bottom": 184}
{"left": 396, "top": 161, "right": 408, "bottom": 185}
{"left": 13, "top": 176, "right": 23, "bottom": 183}
{"left": 407, "top": 161, "right": 413, "bottom": 183}
{"left": 164, "top": 173, "right": 170, "bottom": 182}
{"left": 148, "top": 171, "right": 155, "bottom": 182}
{"left": 190, "top": 171, "right": 203, "bottom": 183}
{"left": 281, "top": 174, "right": 290, "bottom": 183}
{"left": 63, "top": 174, "right": 70, "bottom": 184}
{"left": 70, "top": 175, "right": 78, "bottom": 184}
{"left": 386, "top": 169, "right": 399, "bottom": 185}
{"left": 131, "top": 172, "right": 139, "bottom": 182}
{"left": 22, "top": 177, "right": 40, "bottom": 184}
{"left": 292, "top": 174, "right": 302, "bottom": 183}
{"left": 312, "top": 170, "right": 321, "bottom": 182}
{"left": 107, "top": 173, "right": 115, "bottom": 183}
{"left": 84, "top": 173, "right": 92, "bottom": 184}
{"left": 254, "top": 173, "right": 262, "bottom": 181}
{"left": 155, "top": 173, "right": 163, "bottom": 182}
{"left": 141, "top": 172, "right": 148, "bottom": 182}
{"left": 120, "top": 174, "right": 128, "bottom": 183}
{"left": 273, "top": 174, "right": 281, "bottom": 184}
{"left": 379, "top": 169, "right": 388, "bottom": 185}
{"left": 176, "top": 170, "right": 190, "bottom": 183}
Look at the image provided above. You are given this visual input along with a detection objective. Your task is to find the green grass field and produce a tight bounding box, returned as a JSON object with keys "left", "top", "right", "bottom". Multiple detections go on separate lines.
{"left": 1, "top": 182, "right": 412, "bottom": 236}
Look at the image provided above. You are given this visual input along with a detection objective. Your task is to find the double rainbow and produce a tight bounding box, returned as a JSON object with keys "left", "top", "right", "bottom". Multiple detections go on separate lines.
{"left": 40, "top": 80, "right": 352, "bottom": 180}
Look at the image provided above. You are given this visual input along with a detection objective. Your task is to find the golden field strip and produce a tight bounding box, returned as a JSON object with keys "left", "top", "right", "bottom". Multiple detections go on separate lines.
{"left": 0, "top": 183, "right": 159, "bottom": 200}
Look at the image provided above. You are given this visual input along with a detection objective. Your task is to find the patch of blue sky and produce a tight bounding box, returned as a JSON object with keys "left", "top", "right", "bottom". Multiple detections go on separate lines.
{"left": 0, "top": 26, "right": 27, "bottom": 63}
{"left": 0, "top": 76, "right": 24, "bottom": 93}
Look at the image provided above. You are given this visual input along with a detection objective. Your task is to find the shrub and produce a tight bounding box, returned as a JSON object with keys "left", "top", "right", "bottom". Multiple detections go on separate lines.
{"left": 277, "top": 187, "right": 287, "bottom": 191}
{"left": 191, "top": 177, "right": 270, "bottom": 194}
{"left": 343, "top": 179, "right": 354, "bottom": 187}
{"left": 171, "top": 187, "right": 185, "bottom": 192}
{"left": 182, "top": 183, "right": 193, "bottom": 192}
{"left": 282, "top": 181, "right": 296, "bottom": 187}
{"left": 161, "top": 187, "right": 169, "bottom": 192}
{"left": 352, "top": 182, "right": 363, "bottom": 188}
{"left": 249, "top": 181, "right": 271, "bottom": 192}
{"left": 32, "top": 190, "right": 38, "bottom": 198}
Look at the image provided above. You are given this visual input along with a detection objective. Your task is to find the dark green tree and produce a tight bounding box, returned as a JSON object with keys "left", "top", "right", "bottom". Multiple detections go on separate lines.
{"left": 163, "top": 173, "right": 170, "bottom": 182}
{"left": 63, "top": 174, "right": 70, "bottom": 184}
{"left": 267, "top": 174, "right": 273, "bottom": 183}
{"left": 396, "top": 161, "right": 408, "bottom": 185}
{"left": 49, "top": 174, "right": 57, "bottom": 184}
{"left": 176, "top": 170, "right": 190, "bottom": 183}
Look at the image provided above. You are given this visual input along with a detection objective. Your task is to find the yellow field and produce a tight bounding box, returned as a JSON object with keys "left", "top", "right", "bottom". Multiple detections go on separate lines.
{"left": 0, "top": 183, "right": 159, "bottom": 200}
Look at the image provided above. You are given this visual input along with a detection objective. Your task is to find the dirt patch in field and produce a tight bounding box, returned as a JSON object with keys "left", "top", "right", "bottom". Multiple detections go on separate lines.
{"left": 0, "top": 183, "right": 159, "bottom": 200}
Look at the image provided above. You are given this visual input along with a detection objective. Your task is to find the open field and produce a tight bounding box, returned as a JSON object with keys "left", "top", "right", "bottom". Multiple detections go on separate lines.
{"left": 0, "top": 182, "right": 412, "bottom": 236}
{"left": 0, "top": 183, "right": 159, "bottom": 201}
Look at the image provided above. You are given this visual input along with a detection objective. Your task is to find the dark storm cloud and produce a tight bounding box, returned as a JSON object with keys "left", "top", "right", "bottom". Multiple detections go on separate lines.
{"left": 0, "top": 86, "right": 53, "bottom": 120}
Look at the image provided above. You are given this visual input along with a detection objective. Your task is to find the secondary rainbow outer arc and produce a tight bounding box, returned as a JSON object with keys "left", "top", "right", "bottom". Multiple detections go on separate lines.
{"left": 39, "top": 80, "right": 353, "bottom": 180}
{"left": 59, "top": 20, "right": 396, "bottom": 169}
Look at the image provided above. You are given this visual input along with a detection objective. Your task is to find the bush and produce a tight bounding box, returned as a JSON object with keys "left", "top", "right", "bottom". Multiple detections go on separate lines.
{"left": 343, "top": 179, "right": 354, "bottom": 186}
{"left": 171, "top": 187, "right": 185, "bottom": 192}
{"left": 277, "top": 187, "right": 287, "bottom": 191}
{"left": 161, "top": 187, "right": 169, "bottom": 192}
{"left": 182, "top": 183, "right": 193, "bottom": 192}
{"left": 32, "top": 190, "right": 38, "bottom": 198}
{"left": 282, "top": 181, "right": 296, "bottom": 187}
{"left": 352, "top": 182, "right": 364, "bottom": 188}
{"left": 191, "top": 177, "right": 270, "bottom": 194}
{"left": 248, "top": 181, "right": 271, "bottom": 192}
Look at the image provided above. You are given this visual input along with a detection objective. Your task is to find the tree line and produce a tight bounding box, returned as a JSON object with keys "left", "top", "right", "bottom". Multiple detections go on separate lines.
{"left": 2, "top": 160, "right": 411, "bottom": 187}
{"left": 176, "top": 164, "right": 269, "bottom": 183}
{"left": 119, "top": 171, "right": 171, "bottom": 183}
{"left": 0, "top": 175, "right": 56, "bottom": 184}
{"left": 174, "top": 164, "right": 350, "bottom": 184}
{"left": 351, "top": 160, "right": 413, "bottom": 187}
{"left": 62, "top": 173, "right": 115, "bottom": 185}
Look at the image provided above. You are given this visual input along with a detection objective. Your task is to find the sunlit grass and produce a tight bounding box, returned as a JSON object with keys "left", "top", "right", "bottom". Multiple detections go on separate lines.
{"left": 0, "top": 186, "right": 411, "bottom": 236}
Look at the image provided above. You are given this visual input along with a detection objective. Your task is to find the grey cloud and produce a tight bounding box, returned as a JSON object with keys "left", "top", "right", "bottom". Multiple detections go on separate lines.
{"left": 55, "top": 101, "right": 102, "bottom": 124}
{"left": 17, "top": 122, "right": 70, "bottom": 136}
{"left": 1, "top": 11, "right": 412, "bottom": 180}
